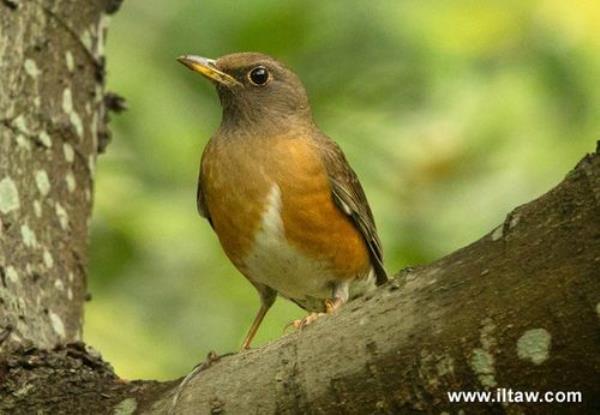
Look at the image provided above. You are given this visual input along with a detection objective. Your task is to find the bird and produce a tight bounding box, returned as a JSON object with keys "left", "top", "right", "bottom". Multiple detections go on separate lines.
{"left": 177, "top": 52, "right": 388, "bottom": 350}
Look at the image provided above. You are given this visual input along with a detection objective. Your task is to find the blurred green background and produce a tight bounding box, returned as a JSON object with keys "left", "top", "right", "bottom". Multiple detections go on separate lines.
{"left": 85, "top": 0, "right": 600, "bottom": 380}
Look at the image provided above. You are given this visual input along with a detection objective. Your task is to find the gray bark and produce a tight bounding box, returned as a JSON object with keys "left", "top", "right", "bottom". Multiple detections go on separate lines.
{"left": 0, "top": 0, "right": 115, "bottom": 353}
{"left": 1, "top": 1, "right": 599, "bottom": 414}
{"left": 2, "top": 147, "right": 598, "bottom": 414}
{"left": 145, "top": 148, "right": 600, "bottom": 414}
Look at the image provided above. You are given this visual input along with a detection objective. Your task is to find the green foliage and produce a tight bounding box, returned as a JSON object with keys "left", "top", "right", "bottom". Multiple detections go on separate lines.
{"left": 87, "top": 0, "right": 600, "bottom": 379}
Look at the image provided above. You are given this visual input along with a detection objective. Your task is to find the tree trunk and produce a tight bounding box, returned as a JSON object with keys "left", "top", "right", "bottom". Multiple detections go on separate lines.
{"left": 0, "top": 0, "right": 116, "bottom": 354}
{"left": 1, "top": 1, "right": 599, "bottom": 414}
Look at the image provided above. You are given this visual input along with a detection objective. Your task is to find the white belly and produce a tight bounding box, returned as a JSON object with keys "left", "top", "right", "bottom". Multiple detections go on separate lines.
{"left": 243, "top": 184, "right": 335, "bottom": 301}
{"left": 242, "top": 184, "right": 376, "bottom": 310}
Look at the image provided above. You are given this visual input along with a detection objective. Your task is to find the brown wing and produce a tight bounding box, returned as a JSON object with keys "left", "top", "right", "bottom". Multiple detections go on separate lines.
{"left": 197, "top": 147, "right": 214, "bottom": 228}
{"left": 197, "top": 175, "right": 212, "bottom": 224}
{"left": 313, "top": 133, "right": 388, "bottom": 285}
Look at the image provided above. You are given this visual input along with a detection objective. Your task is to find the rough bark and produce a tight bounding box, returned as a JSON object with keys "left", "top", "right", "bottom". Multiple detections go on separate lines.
{"left": 1, "top": 1, "right": 600, "bottom": 414}
{"left": 1, "top": 146, "right": 599, "bottom": 414}
{"left": 145, "top": 148, "right": 600, "bottom": 414}
{"left": 0, "top": 0, "right": 116, "bottom": 353}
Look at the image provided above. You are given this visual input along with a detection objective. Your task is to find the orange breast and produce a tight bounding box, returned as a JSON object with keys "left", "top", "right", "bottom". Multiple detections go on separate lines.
{"left": 277, "top": 140, "right": 370, "bottom": 279}
{"left": 200, "top": 133, "right": 370, "bottom": 282}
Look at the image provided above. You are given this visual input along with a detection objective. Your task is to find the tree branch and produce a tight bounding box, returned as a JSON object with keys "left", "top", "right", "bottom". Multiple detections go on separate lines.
{"left": 2, "top": 145, "right": 599, "bottom": 414}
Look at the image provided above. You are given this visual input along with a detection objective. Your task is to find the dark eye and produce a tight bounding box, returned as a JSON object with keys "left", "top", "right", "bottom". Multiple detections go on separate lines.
{"left": 248, "top": 66, "right": 269, "bottom": 86}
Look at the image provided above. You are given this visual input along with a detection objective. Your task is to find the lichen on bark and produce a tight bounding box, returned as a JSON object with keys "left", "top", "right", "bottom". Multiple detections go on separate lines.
{"left": 0, "top": 0, "right": 112, "bottom": 353}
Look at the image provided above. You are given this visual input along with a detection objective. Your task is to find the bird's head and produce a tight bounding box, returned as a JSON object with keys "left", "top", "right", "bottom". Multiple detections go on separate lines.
{"left": 178, "top": 52, "right": 312, "bottom": 131}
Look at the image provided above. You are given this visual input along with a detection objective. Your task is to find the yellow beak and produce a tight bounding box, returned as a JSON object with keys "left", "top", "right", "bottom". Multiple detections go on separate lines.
{"left": 177, "top": 55, "right": 241, "bottom": 87}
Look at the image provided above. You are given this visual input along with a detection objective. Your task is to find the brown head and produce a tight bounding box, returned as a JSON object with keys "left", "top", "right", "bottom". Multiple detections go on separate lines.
{"left": 178, "top": 52, "right": 312, "bottom": 132}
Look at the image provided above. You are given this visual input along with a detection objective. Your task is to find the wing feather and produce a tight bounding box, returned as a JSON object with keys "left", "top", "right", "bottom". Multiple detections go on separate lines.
{"left": 314, "top": 133, "right": 388, "bottom": 285}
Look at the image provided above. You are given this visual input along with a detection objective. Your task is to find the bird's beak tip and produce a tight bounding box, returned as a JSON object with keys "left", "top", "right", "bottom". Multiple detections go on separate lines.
{"left": 177, "top": 54, "right": 240, "bottom": 87}
{"left": 177, "top": 54, "right": 214, "bottom": 69}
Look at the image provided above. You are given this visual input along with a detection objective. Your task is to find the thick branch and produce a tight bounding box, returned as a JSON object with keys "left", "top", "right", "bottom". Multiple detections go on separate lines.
{"left": 2, "top": 146, "right": 599, "bottom": 414}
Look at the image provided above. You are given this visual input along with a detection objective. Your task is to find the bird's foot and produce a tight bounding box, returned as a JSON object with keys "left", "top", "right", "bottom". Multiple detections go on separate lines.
{"left": 324, "top": 297, "right": 344, "bottom": 314}
{"left": 284, "top": 298, "right": 345, "bottom": 332}
{"left": 285, "top": 312, "right": 326, "bottom": 331}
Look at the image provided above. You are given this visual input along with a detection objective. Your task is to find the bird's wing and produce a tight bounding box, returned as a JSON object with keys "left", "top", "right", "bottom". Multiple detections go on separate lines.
{"left": 197, "top": 147, "right": 214, "bottom": 228}
{"left": 196, "top": 175, "right": 214, "bottom": 228}
{"left": 314, "top": 133, "right": 388, "bottom": 285}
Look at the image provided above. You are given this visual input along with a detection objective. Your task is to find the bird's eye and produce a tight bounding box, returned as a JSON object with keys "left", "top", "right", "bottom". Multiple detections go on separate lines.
{"left": 248, "top": 66, "right": 269, "bottom": 86}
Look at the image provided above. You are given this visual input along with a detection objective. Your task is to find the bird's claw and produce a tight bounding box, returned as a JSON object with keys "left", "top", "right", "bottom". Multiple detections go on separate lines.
{"left": 284, "top": 298, "right": 345, "bottom": 332}
{"left": 284, "top": 312, "right": 326, "bottom": 332}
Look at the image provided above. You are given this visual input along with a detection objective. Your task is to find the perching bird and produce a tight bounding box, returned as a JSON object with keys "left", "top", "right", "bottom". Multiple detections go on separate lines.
{"left": 177, "top": 52, "right": 388, "bottom": 349}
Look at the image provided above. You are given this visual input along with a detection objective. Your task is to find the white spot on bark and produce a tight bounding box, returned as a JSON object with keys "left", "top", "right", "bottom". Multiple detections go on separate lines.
{"left": 81, "top": 30, "right": 93, "bottom": 50}
{"left": 20, "top": 225, "right": 37, "bottom": 248}
{"left": 6, "top": 266, "right": 18, "bottom": 283}
{"left": 24, "top": 59, "right": 41, "bottom": 78}
{"left": 34, "top": 96, "right": 41, "bottom": 108}
{"left": 96, "top": 15, "right": 111, "bottom": 59}
{"left": 71, "top": 112, "right": 83, "bottom": 138}
{"left": 68, "top": 272, "right": 74, "bottom": 282}
{"left": 55, "top": 202, "right": 69, "bottom": 230}
{"left": 62, "top": 88, "right": 83, "bottom": 138}
{"left": 54, "top": 279, "right": 64, "bottom": 291}
{"left": 0, "top": 177, "right": 20, "bottom": 214}
{"left": 88, "top": 155, "right": 96, "bottom": 177}
{"left": 469, "top": 318, "right": 498, "bottom": 388}
{"left": 35, "top": 170, "right": 51, "bottom": 196}
{"left": 491, "top": 225, "right": 503, "bottom": 241}
{"left": 65, "top": 51, "right": 75, "bottom": 72}
{"left": 114, "top": 397, "right": 137, "bottom": 415}
{"left": 16, "top": 134, "right": 31, "bottom": 150}
{"left": 65, "top": 172, "right": 76, "bottom": 192}
{"left": 91, "top": 111, "right": 98, "bottom": 148}
{"left": 38, "top": 131, "right": 52, "bottom": 148}
{"left": 67, "top": 288, "right": 73, "bottom": 300}
{"left": 509, "top": 213, "right": 520, "bottom": 229}
{"left": 63, "top": 88, "right": 73, "bottom": 113}
{"left": 33, "top": 200, "right": 42, "bottom": 218}
{"left": 49, "top": 311, "right": 65, "bottom": 338}
{"left": 13, "top": 115, "right": 29, "bottom": 134}
{"left": 469, "top": 348, "right": 497, "bottom": 387}
{"left": 517, "top": 328, "right": 551, "bottom": 365}
{"left": 480, "top": 318, "right": 496, "bottom": 350}
{"left": 43, "top": 249, "right": 54, "bottom": 268}
{"left": 63, "top": 143, "right": 75, "bottom": 164}
{"left": 596, "top": 303, "right": 600, "bottom": 319}
{"left": 95, "top": 83, "right": 103, "bottom": 103}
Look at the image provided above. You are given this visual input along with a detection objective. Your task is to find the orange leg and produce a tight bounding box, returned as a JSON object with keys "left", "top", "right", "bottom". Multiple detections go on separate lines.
{"left": 241, "top": 285, "right": 276, "bottom": 350}
{"left": 241, "top": 303, "right": 270, "bottom": 350}
{"left": 324, "top": 297, "right": 344, "bottom": 313}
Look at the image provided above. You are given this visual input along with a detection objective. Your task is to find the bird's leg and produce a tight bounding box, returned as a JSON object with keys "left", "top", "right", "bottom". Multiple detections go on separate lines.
{"left": 241, "top": 286, "right": 276, "bottom": 350}
{"left": 324, "top": 297, "right": 344, "bottom": 314}
{"left": 241, "top": 304, "right": 269, "bottom": 350}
